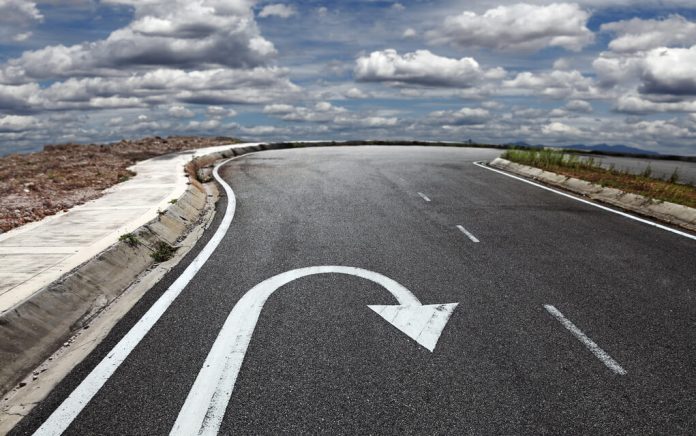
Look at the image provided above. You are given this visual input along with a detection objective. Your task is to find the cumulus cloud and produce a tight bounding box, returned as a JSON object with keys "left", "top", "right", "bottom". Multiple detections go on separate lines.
{"left": 602, "top": 15, "right": 696, "bottom": 53}
{"left": 594, "top": 44, "right": 696, "bottom": 111}
{"left": 0, "top": 114, "right": 39, "bottom": 132}
{"left": 168, "top": 105, "right": 194, "bottom": 118}
{"left": 402, "top": 28, "right": 416, "bottom": 39}
{"left": 206, "top": 105, "right": 237, "bottom": 117}
{"left": 344, "top": 87, "right": 369, "bottom": 99}
{"left": 427, "top": 107, "right": 490, "bottom": 125}
{"left": 503, "top": 70, "right": 597, "bottom": 99}
{"left": 614, "top": 93, "right": 696, "bottom": 114}
{"left": 0, "top": 0, "right": 43, "bottom": 43}
{"left": 263, "top": 101, "right": 401, "bottom": 129}
{"left": 639, "top": 46, "right": 696, "bottom": 95}
{"left": 0, "top": 0, "right": 276, "bottom": 84}
{"left": 428, "top": 3, "right": 594, "bottom": 52}
{"left": 354, "top": 49, "right": 505, "bottom": 88}
{"left": 542, "top": 121, "right": 582, "bottom": 136}
{"left": 565, "top": 99, "right": 593, "bottom": 113}
{"left": 258, "top": 3, "right": 296, "bottom": 18}
{"left": 0, "top": 0, "right": 300, "bottom": 121}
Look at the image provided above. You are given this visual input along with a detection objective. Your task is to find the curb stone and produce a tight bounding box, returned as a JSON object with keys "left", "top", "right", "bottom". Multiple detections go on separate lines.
{"left": 490, "top": 157, "right": 696, "bottom": 233}
{"left": 0, "top": 145, "right": 261, "bottom": 397}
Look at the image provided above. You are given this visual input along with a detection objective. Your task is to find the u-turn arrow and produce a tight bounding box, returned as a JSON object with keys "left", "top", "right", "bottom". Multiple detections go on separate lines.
{"left": 170, "top": 266, "right": 458, "bottom": 436}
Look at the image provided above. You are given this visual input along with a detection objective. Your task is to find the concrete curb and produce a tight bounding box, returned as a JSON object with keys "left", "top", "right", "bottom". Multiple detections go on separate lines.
{"left": 0, "top": 143, "right": 267, "bottom": 396}
{"left": 490, "top": 158, "right": 696, "bottom": 233}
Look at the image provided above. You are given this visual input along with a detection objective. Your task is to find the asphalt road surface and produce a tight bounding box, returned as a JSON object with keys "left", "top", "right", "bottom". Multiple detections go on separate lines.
{"left": 12, "top": 146, "right": 696, "bottom": 435}
{"left": 582, "top": 154, "right": 696, "bottom": 186}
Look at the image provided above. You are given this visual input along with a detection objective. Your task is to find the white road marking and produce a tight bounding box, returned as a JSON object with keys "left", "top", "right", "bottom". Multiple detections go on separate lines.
{"left": 368, "top": 303, "right": 458, "bottom": 352}
{"left": 33, "top": 154, "right": 249, "bottom": 436}
{"left": 170, "top": 266, "right": 458, "bottom": 436}
{"left": 544, "top": 305, "right": 627, "bottom": 375}
{"left": 418, "top": 192, "right": 431, "bottom": 202}
{"left": 473, "top": 161, "right": 696, "bottom": 242}
{"left": 457, "top": 225, "right": 480, "bottom": 243}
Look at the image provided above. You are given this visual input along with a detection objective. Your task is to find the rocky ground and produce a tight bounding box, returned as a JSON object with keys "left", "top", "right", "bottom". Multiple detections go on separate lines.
{"left": 0, "top": 136, "right": 239, "bottom": 233}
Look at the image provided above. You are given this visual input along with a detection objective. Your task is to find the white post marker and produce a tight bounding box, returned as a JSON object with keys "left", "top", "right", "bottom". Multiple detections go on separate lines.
{"left": 456, "top": 225, "right": 480, "bottom": 243}
{"left": 170, "top": 266, "right": 458, "bottom": 436}
{"left": 544, "top": 305, "right": 627, "bottom": 375}
{"left": 417, "top": 192, "right": 431, "bottom": 202}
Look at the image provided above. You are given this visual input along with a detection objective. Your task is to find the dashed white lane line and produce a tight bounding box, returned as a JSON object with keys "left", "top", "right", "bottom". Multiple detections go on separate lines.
{"left": 457, "top": 225, "right": 480, "bottom": 243}
{"left": 32, "top": 154, "right": 246, "bottom": 436}
{"left": 473, "top": 161, "right": 696, "bottom": 242}
{"left": 417, "top": 192, "right": 431, "bottom": 202}
{"left": 544, "top": 305, "right": 627, "bottom": 375}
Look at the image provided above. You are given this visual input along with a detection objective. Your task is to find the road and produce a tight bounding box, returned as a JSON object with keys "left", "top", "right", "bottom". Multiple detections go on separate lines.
{"left": 11, "top": 146, "right": 696, "bottom": 434}
{"left": 581, "top": 154, "right": 696, "bottom": 186}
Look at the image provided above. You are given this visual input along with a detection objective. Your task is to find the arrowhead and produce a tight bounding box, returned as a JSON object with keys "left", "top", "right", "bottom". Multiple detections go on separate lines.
{"left": 368, "top": 303, "right": 458, "bottom": 352}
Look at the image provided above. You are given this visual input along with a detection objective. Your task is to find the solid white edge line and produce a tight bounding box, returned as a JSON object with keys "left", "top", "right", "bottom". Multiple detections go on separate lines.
{"left": 472, "top": 161, "right": 696, "bottom": 242}
{"left": 456, "top": 225, "right": 480, "bottom": 243}
{"left": 544, "top": 305, "right": 627, "bottom": 375}
{"left": 417, "top": 192, "right": 431, "bottom": 202}
{"left": 32, "top": 154, "right": 248, "bottom": 436}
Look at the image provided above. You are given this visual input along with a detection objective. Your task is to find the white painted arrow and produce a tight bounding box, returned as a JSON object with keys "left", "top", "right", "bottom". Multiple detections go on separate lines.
{"left": 170, "top": 266, "right": 458, "bottom": 436}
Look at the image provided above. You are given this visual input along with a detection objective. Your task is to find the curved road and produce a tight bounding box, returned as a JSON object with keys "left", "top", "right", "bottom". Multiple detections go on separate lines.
{"left": 12, "top": 146, "right": 696, "bottom": 434}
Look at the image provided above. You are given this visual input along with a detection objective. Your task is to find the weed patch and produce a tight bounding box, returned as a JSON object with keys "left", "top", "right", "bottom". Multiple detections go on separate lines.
{"left": 501, "top": 149, "right": 696, "bottom": 208}
{"left": 118, "top": 233, "right": 140, "bottom": 248}
{"left": 150, "top": 241, "right": 176, "bottom": 262}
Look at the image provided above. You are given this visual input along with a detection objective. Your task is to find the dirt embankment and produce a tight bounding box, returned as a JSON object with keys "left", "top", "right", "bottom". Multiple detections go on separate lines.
{"left": 0, "top": 136, "right": 239, "bottom": 233}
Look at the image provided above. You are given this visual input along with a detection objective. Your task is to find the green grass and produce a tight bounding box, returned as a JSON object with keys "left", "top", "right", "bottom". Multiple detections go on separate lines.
{"left": 150, "top": 241, "right": 176, "bottom": 263}
{"left": 501, "top": 149, "right": 696, "bottom": 208}
{"left": 118, "top": 233, "right": 140, "bottom": 248}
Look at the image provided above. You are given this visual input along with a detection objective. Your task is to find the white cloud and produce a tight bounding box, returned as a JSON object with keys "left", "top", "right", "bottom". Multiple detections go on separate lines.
{"left": 565, "top": 99, "right": 593, "bottom": 113}
{"left": 262, "top": 101, "right": 402, "bottom": 130}
{"left": 614, "top": 94, "right": 696, "bottom": 114}
{"left": 0, "top": 0, "right": 42, "bottom": 43}
{"left": 206, "top": 105, "right": 237, "bottom": 117}
{"left": 639, "top": 46, "right": 696, "bottom": 95}
{"left": 258, "top": 3, "right": 296, "bottom": 19}
{"left": 402, "top": 28, "right": 416, "bottom": 39}
{"left": 503, "top": 70, "right": 598, "bottom": 99}
{"left": 427, "top": 107, "right": 490, "bottom": 125}
{"left": 0, "top": 0, "right": 276, "bottom": 83}
{"left": 168, "top": 105, "right": 194, "bottom": 118}
{"left": 344, "top": 87, "right": 369, "bottom": 99}
{"left": 0, "top": 114, "right": 39, "bottom": 131}
{"left": 542, "top": 121, "right": 582, "bottom": 136}
{"left": 602, "top": 15, "right": 696, "bottom": 53}
{"left": 594, "top": 44, "right": 696, "bottom": 112}
{"left": 354, "top": 49, "right": 505, "bottom": 88}
{"left": 390, "top": 2, "right": 405, "bottom": 11}
{"left": 428, "top": 3, "right": 594, "bottom": 52}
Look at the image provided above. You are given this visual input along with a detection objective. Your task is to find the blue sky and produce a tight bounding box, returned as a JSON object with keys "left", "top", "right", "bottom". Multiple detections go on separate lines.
{"left": 1, "top": 0, "right": 696, "bottom": 155}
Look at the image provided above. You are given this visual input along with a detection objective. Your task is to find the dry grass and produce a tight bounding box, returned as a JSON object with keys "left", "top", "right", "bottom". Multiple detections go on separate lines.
{"left": 502, "top": 149, "right": 696, "bottom": 208}
{"left": 0, "top": 136, "right": 239, "bottom": 232}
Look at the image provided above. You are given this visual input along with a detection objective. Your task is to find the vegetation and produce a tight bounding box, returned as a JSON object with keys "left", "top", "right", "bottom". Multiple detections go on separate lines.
{"left": 118, "top": 233, "right": 140, "bottom": 248}
{"left": 501, "top": 149, "right": 696, "bottom": 208}
{"left": 150, "top": 241, "right": 176, "bottom": 263}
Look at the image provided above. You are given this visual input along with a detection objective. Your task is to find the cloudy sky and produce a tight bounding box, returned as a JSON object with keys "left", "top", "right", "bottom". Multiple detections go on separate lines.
{"left": 1, "top": 0, "right": 696, "bottom": 155}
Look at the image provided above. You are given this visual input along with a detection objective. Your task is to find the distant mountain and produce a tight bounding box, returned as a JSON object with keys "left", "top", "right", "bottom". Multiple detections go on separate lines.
{"left": 560, "top": 143, "right": 660, "bottom": 156}
{"left": 504, "top": 141, "right": 660, "bottom": 156}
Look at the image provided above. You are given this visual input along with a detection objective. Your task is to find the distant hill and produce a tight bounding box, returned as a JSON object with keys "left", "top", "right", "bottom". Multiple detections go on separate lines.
{"left": 561, "top": 143, "right": 660, "bottom": 156}
{"left": 504, "top": 141, "right": 660, "bottom": 156}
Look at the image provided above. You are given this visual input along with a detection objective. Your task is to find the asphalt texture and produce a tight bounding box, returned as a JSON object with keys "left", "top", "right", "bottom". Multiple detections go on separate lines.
{"left": 12, "top": 146, "right": 696, "bottom": 435}
{"left": 583, "top": 154, "right": 696, "bottom": 186}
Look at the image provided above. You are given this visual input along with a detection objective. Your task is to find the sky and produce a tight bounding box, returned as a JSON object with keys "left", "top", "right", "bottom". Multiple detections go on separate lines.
{"left": 1, "top": 1, "right": 696, "bottom": 155}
